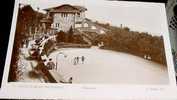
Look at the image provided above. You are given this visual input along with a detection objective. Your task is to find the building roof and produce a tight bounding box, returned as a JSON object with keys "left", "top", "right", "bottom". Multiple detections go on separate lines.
{"left": 44, "top": 4, "right": 87, "bottom": 13}
{"left": 40, "top": 17, "right": 52, "bottom": 23}
{"left": 74, "top": 5, "right": 87, "bottom": 12}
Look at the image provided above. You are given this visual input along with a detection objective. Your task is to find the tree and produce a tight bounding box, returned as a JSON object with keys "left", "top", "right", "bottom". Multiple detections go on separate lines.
{"left": 90, "top": 21, "right": 166, "bottom": 65}
{"left": 56, "top": 31, "right": 66, "bottom": 43}
{"left": 123, "top": 27, "right": 130, "bottom": 32}
{"left": 68, "top": 26, "right": 74, "bottom": 43}
{"left": 43, "top": 40, "right": 55, "bottom": 55}
{"left": 8, "top": 5, "right": 44, "bottom": 82}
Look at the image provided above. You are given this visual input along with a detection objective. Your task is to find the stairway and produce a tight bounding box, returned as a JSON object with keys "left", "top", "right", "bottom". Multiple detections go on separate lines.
{"left": 82, "top": 36, "right": 92, "bottom": 45}
{"left": 75, "top": 29, "right": 92, "bottom": 45}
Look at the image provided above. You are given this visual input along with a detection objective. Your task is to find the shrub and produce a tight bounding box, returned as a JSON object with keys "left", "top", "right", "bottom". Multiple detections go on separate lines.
{"left": 68, "top": 27, "right": 74, "bottom": 43}
{"left": 43, "top": 40, "right": 55, "bottom": 55}
{"left": 56, "top": 31, "right": 66, "bottom": 43}
{"left": 28, "top": 70, "right": 40, "bottom": 79}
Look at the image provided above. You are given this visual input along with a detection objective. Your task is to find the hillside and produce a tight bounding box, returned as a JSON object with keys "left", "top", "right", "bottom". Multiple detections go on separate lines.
{"left": 91, "top": 21, "right": 166, "bottom": 65}
{"left": 54, "top": 19, "right": 166, "bottom": 65}
{"left": 9, "top": 5, "right": 44, "bottom": 81}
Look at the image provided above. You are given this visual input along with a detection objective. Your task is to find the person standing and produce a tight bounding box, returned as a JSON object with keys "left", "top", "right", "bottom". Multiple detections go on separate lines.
{"left": 81, "top": 56, "right": 85, "bottom": 64}
{"left": 73, "top": 57, "right": 77, "bottom": 65}
{"left": 69, "top": 77, "right": 73, "bottom": 84}
{"left": 47, "top": 58, "right": 55, "bottom": 70}
{"left": 76, "top": 56, "right": 79, "bottom": 64}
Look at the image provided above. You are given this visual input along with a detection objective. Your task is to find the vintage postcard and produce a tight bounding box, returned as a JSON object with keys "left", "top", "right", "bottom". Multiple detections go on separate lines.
{"left": 0, "top": 0, "right": 176, "bottom": 99}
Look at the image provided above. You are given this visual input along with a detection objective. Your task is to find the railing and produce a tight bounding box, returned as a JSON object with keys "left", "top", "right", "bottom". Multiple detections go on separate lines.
{"left": 28, "top": 32, "right": 92, "bottom": 83}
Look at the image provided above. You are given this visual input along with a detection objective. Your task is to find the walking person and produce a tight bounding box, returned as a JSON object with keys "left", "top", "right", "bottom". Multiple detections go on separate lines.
{"left": 73, "top": 57, "right": 77, "bottom": 65}
{"left": 68, "top": 77, "right": 73, "bottom": 84}
{"left": 81, "top": 56, "right": 85, "bottom": 64}
{"left": 76, "top": 56, "right": 79, "bottom": 64}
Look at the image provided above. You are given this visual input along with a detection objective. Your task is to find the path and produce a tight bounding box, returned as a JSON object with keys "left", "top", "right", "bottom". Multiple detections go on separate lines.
{"left": 49, "top": 47, "right": 169, "bottom": 84}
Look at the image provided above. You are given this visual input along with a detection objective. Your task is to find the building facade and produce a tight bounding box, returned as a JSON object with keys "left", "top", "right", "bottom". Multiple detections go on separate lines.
{"left": 44, "top": 4, "right": 87, "bottom": 32}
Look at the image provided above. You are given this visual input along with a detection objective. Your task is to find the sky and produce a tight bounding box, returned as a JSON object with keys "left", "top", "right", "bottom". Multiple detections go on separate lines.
{"left": 19, "top": 0, "right": 168, "bottom": 36}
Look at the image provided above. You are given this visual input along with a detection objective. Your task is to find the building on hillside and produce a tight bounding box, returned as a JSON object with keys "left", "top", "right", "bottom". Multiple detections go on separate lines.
{"left": 43, "top": 4, "right": 87, "bottom": 32}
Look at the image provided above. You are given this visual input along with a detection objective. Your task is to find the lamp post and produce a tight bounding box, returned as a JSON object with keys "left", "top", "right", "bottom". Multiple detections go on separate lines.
{"left": 56, "top": 52, "right": 67, "bottom": 71}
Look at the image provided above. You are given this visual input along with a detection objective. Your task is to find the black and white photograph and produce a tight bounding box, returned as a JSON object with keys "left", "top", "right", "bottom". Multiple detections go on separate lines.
{"left": 1, "top": 0, "right": 177, "bottom": 99}
{"left": 3, "top": 0, "right": 174, "bottom": 85}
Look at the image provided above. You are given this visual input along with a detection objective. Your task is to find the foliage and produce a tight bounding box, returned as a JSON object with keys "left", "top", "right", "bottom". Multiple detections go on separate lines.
{"left": 93, "top": 22, "right": 166, "bottom": 65}
{"left": 56, "top": 30, "right": 66, "bottom": 43}
{"left": 68, "top": 27, "right": 74, "bottom": 43}
{"left": 56, "top": 30, "right": 87, "bottom": 44}
{"left": 43, "top": 40, "right": 55, "bottom": 54}
{"left": 73, "top": 35, "right": 88, "bottom": 44}
{"left": 28, "top": 70, "right": 40, "bottom": 79}
{"left": 8, "top": 5, "right": 44, "bottom": 81}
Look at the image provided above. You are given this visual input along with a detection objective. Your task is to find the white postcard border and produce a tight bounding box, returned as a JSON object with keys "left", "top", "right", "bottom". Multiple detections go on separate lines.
{"left": 0, "top": 0, "right": 177, "bottom": 99}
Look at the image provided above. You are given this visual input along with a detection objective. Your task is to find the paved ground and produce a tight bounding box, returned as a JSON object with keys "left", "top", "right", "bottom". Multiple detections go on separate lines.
{"left": 49, "top": 47, "right": 169, "bottom": 84}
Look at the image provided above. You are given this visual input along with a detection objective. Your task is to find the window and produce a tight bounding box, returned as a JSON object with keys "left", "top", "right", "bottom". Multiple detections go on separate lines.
{"left": 91, "top": 25, "right": 96, "bottom": 29}
{"left": 84, "top": 23, "right": 88, "bottom": 27}
{"left": 61, "top": 13, "right": 68, "bottom": 17}
{"left": 77, "top": 13, "right": 81, "bottom": 17}
{"left": 65, "top": 13, "right": 68, "bottom": 17}
{"left": 56, "top": 23, "right": 59, "bottom": 28}
{"left": 61, "top": 13, "right": 64, "bottom": 17}
{"left": 75, "top": 23, "right": 82, "bottom": 28}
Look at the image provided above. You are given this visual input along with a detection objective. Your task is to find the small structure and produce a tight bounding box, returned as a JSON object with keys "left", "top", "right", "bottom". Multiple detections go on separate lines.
{"left": 77, "top": 18, "right": 108, "bottom": 34}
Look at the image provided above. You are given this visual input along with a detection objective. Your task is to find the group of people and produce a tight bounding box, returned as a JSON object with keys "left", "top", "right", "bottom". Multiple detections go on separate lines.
{"left": 73, "top": 56, "right": 85, "bottom": 65}
{"left": 46, "top": 54, "right": 86, "bottom": 70}
{"left": 44, "top": 55, "right": 86, "bottom": 84}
